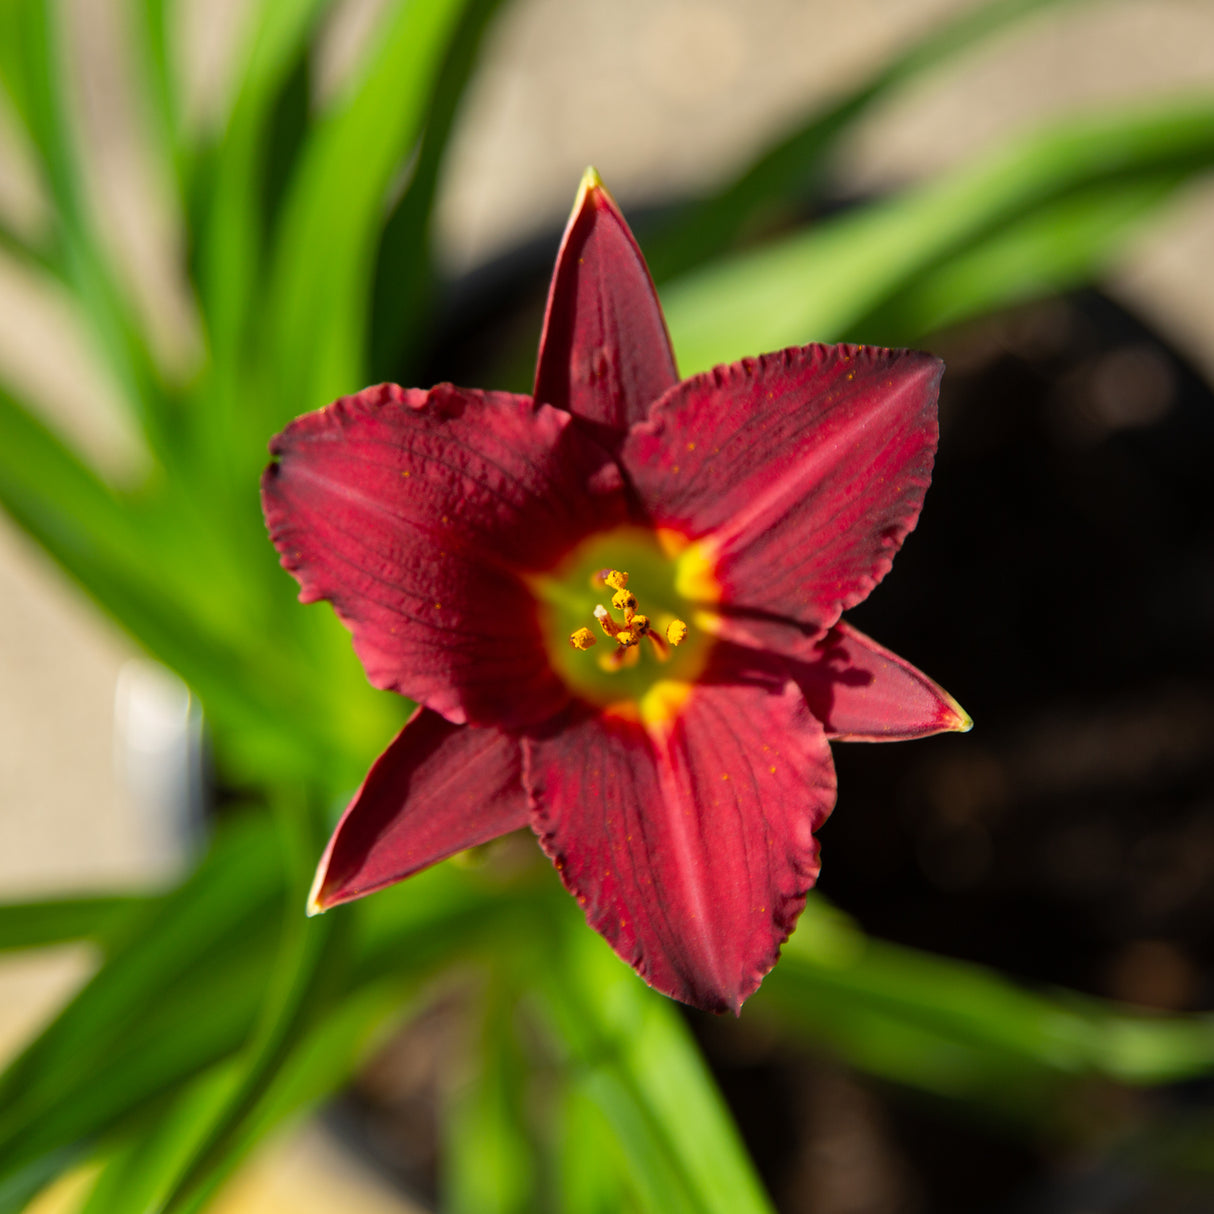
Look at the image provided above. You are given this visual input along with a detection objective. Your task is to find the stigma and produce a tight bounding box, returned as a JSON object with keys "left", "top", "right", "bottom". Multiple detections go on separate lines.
{"left": 568, "top": 568, "right": 687, "bottom": 669}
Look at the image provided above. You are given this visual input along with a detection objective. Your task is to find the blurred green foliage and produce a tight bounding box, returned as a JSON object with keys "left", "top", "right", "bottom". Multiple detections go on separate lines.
{"left": 0, "top": 0, "right": 1212, "bottom": 1210}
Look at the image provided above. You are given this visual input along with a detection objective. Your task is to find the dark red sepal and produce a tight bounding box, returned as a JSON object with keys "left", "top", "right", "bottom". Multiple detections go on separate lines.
{"left": 534, "top": 168, "right": 678, "bottom": 440}
{"left": 794, "top": 621, "right": 971, "bottom": 740}
{"left": 309, "top": 707, "right": 526, "bottom": 913}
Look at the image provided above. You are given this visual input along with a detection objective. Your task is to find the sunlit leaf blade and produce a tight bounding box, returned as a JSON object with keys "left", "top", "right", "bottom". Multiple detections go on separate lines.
{"left": 852, "top": 171, "right": 1188, "bottom": 344}
{"left": 0, "top": 813, "right": 283, "bottom": 1195}
{"left": 0, "top": 1, "right": 181, "bottom": 458}
{"left": 78, "top": 1066, "right": 240, "bottom": 1214}
{"left": 92, "top": 865, "right": 543, "bottom": 1214}
{"left": 553, "top": 1087, "right": 630, "bottom": 1214}
{"left": 662, "top": 100, "right": 1214, "bottom": 374}
{"left": 153, "top": 792, "right": 344, "bottom": 1214}
{"left": 443, "top": 976, "right": 538, "bottom": 1214}
{"left": 0, "top": 894, "right": 149, "bottom": 954}
{"left": 757, "top": 897, "right": 1214, "bottom": 1120}
{"left": 537, "top": 915, "right": 775, "bottom": 1214}
{"left": 128, "top": 0, "right": 188, "bottom": 200}
{"left": 191, "top": 0, "right": 330, "bottom": 485}
{"left": 0, "top": 383, "right": 389, "bottom": 785}
{"left": 643, "top": 0, "right": 1087, "bottom": 283}
{"left": 369, "top": 0, "right": 508, "bottom": 382}
{"left": 79, "top": 979, "right": 414, "bottom": 1214}
{"left": 263, "top": 0, "right": 470, "bottom": 423}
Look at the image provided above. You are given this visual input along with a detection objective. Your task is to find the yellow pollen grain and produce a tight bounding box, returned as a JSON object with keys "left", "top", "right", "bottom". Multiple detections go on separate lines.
{"left": 611, "top": 588, "right": 637, "bottom": 613}
{"left": 666, "top": 619, "right": 688, "bottom": 646}
{"left": 569, "top": 627, "right": 596, "bottom": 650}
{"left": 604, "top": 569, "right": 629, "bottom": 590}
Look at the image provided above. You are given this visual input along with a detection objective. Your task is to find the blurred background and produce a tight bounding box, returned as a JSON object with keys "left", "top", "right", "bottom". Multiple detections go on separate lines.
{"left": 2, "top": 1, "right": 1214, "bottom": 1212}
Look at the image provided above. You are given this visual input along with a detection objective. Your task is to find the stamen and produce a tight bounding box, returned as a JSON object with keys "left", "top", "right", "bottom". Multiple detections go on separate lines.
{"left": 593, "top": 603, "right": 620, "bottom": 638}
{"left": 611, "top": 588, "right": 637, "bottom": 616}
{"left": 578, "top": 573, "right": 689, "bottom": 670}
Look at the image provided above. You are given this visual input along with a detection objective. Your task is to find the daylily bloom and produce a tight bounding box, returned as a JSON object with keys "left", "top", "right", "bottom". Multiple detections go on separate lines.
{"left": 262, "top": 169, "right": 969, "bottom": 1013}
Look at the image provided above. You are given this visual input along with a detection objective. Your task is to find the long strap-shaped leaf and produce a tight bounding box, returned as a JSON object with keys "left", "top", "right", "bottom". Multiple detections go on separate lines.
{"left": 662, "top": 99, "right": 1214, "bottom": 374}
{"left": 853, "top": 171, "right": 1189, "bottom": 344}
{"left": 0, "top": 0, "right": 182, "bottom": 462}
{"left": 642, "top": 0, "right": 1092, "bottom": 283}
{"left": 368, "top": 0, "right": 508, "bottom": 383}
{"left": 757, "top": 897, "right": 1214, "bottom": 1121}
{"left": 0, "top": 894, "right": 148, "bottom": 954}
{"left": 536, "top": 914, "right": 776, "bottom": 1214}
{"left": 261, "top": 0, "right": 471, "bottom": 426}
{"left": 0, "top": 813, "right": 285, "bottom": 1183}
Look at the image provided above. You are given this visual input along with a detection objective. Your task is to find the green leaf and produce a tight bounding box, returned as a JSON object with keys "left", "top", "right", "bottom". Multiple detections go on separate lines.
{"left": 852, "top": 171, "right": 1187, "bottom": 344}
{"left": 152, "top": 791, "right": 345, "bottom": 1214}
{"left": 191, "top": 0, "right": 330, "bottom": 384}
{"left": 128, "top": 0, "right": 189, "bottom": 203}
{"left": 79, "top": 981, "right": 413, "bottom": 1214}
{"left": 443, "top": 975, "right": 538, "bottom": 1214}
{"left": 643, "top": 0, "right": 1090, "bottom": 283}
{"left": 369, "top": 0, "right": 508, "bottom": 382}
{"left": 0, "top": 894, "right": 149, "bottom": 954}
{"left": 552, "top": 1086, "right": 632, "bottom": 1214}
{"left": 0, "top": 812, "right": 286, "bottom": 1188}
{"left": 661, "top": 99, "right": 1214, "bottom": 374}
{"left": 0, "top": 2, "right": 182, "bottom": 459}
{"left": 0, "top": 381, "right": 392, "bottom": 788}
{"left": 536, "top": 911, "right": 775, "bottom": 1214}
{"left": 78, "top": 1066, "right": 242, "bottom": 1214}
{"left": 756, "top": 897, "right": 1214, "bottom": 1121}
{"left": 263, "top": 0, "right": 471, "bottom": 420}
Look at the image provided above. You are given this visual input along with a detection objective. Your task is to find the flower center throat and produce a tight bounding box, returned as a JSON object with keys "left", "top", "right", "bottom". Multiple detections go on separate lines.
{"left": 568, "top": 567, "right": 689, "bottom": 671}
{"left": 529, "top": 527, "right": 717, "bottom": 709}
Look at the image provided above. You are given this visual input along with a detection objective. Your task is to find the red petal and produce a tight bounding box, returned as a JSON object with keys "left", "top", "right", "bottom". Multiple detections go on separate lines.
{"left": 262, "top": 382, "right": 625, "bottom": 728}
{"left": 309, "top": 707, "right": 526, "bottom": 912}
{"left": 534, "top": 169, "right": 678, "bottom": 439}
{"left": 525, "top": 659, "right": 835, "bottom": 1013}
{"left": 622, "top": 344, "right": 942, "bottom": 635}
{"left": 795, "top": 621, "right": 971, "bottom": 741}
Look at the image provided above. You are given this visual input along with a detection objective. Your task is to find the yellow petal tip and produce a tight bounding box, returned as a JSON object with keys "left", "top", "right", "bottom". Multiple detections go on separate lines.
{"left": 306, "top": 865, "right": 329, "bottom": 917}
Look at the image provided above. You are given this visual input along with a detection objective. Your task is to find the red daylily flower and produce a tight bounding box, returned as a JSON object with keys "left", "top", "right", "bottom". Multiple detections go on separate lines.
{"left": 262, "top": 169, "right": 969, "bottom": 1013}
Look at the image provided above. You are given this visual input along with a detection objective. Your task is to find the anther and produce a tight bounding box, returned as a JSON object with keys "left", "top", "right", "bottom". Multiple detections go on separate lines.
{"left": 603, "top": 570, "right": 629, "bottom": 591}
{"left": 666, "top": 619, "right": 688, "bottom": 646}
{"left": 569, "top": 627, "right": 596, "bottom": 650}
{"left": 611, "top": 588, "right": 637, "bottom": 616}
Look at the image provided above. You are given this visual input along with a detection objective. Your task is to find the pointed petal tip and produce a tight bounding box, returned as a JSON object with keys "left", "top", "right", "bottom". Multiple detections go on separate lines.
{"left": 306, "top": 863, "right": 330, "bottom": 917}
{"left": 571, "top": 165, "right": 614, "bottom": 218}
{"left": 940, "top": 685, "right": 973, "bottom": 734}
